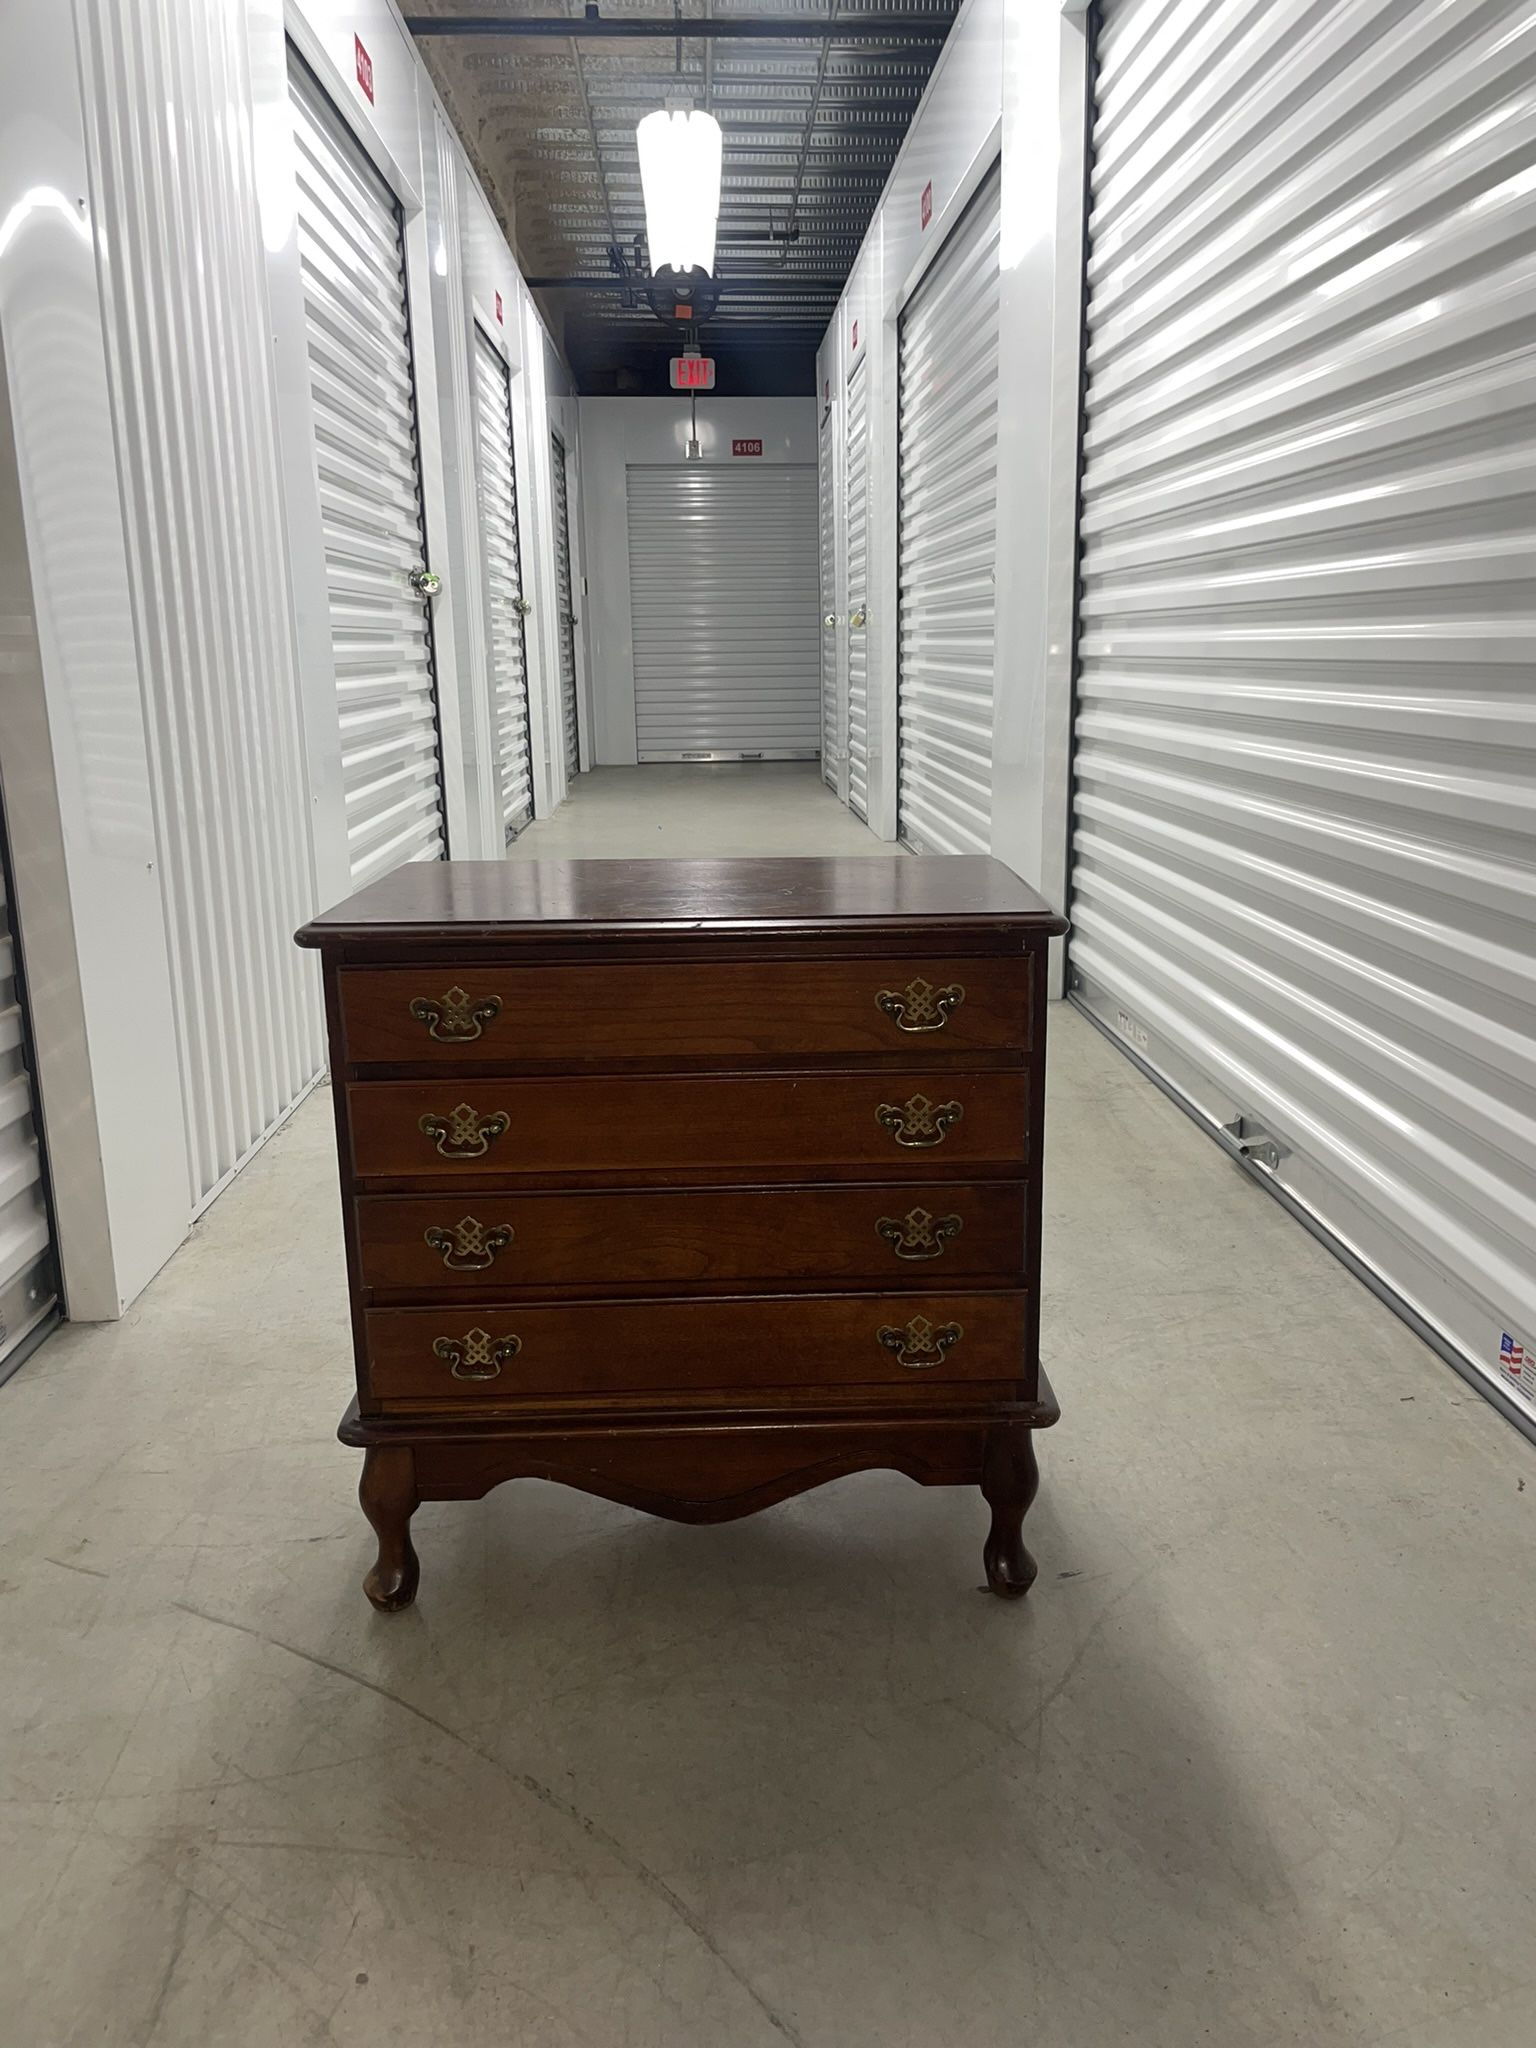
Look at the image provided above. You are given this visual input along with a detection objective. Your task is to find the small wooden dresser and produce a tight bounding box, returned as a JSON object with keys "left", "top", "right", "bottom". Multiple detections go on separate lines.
{"left": 297, "top": 857, "right": 1066, "bottom": 1609}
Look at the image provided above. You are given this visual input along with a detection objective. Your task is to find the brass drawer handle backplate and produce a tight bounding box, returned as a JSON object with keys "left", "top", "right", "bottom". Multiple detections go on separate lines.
{"left": 878, "top": 1316, "right": 964, "bottom": 1371}
{"left": 876, "top": 1093, "right": 963, "bottom": 1148}
{"left": 876, "top": 1207, "right": 963, "bottom": 1260}
{"left": 410, "top": 986, "right": 502, "bottom": 1043}
{"left": 877, "top": 977, "right": 964, "bottom": 1033}
{"left": 419, "top": 1102, "right": 511, "bottom": 1159}
{"left": 423, "top": 1216, "right": 514, "bottom": 1272}
{"left": 432, "top": 1327, "right": 522, "bottom": 1381}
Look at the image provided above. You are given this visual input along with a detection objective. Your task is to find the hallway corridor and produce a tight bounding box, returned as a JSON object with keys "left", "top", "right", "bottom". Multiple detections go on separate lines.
{"left": 508, "top": 763, "right": 892, "bottom": 860}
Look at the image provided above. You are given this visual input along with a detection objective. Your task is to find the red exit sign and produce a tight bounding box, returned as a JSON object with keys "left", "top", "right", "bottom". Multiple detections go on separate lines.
{"left": 354, "top": 34, "right": 375, "bottom": 104}
{"left": 669, "top": 354, "right": 716, "bottom": 390}
{"left": 732, "top": 438, "right": 763, "bottom": 457}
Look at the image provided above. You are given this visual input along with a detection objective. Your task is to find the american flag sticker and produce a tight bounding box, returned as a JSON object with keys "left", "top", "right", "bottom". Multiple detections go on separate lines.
{"left": 1497, "top": 1332, "right": 1533, "bottom": 1409}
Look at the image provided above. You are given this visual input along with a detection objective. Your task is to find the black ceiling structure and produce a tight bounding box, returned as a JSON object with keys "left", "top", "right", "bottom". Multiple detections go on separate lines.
{"left": 410, "top": 1, "right": 960, "bottom": 394}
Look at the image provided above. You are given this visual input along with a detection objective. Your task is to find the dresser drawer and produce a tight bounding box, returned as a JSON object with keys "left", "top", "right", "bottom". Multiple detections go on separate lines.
{"left": 354, "top": 1182, "right": 1027, "bottom": 1293}
{"left": 363, "top": 1292, "right": 1029, "bottom": 1404}
{"left": 347, "top": 1071, "right": 1027, "bottom": 1181}
{"left": 338, "top": 957, "right": 1029, "bottom": 1065}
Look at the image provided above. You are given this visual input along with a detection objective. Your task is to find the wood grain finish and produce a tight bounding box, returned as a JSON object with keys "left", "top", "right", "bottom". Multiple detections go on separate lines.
{"left": 355, "top": 1183, "right": 1027, "bottom": 1293}
{"left": 347, "top": 1071, "right": 1028, "bottom": 1181}
{"left": 300, "top": 854, "right": 1065, "bottom": 1608}
{"left": 338, "top": 956, "right": 1030, "bottom": 1064}
{"left": 365, "top": 1292, "right": 1031, "bottom": 1402}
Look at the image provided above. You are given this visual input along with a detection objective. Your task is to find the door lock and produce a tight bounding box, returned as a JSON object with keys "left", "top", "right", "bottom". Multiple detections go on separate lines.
{"left": 850, "top": 608, "right": 867, "bottom": 629}
{"left": 515, "top": 596, "right": 533, "bottom": 617}
{"left": 409, "top": 567, "right": 443, "bottom": 598}
{"left": 824, "top": 612, "right": 837, "bottom": 627}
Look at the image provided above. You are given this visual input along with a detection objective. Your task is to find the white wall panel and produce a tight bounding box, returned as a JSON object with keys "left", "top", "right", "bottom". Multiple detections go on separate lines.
{"left": 1071, "top": 0, "right": 1536, "bottom": 1430}
{"left": 76, "top": 0, "right": 324, "bottom": 1209}
{"left": 0, "top": 0, "right": 190, "bottom": 1317}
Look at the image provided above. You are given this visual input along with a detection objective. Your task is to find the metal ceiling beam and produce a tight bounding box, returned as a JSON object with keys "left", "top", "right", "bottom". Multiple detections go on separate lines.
{"left": 527, "top": 273, "right": 841, "bottom": 290}
{"left": 407, "top": 16, "right": 952, "bottom": 40}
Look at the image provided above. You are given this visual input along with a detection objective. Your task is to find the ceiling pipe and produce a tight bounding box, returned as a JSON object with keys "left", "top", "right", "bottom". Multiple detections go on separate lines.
{"left": 405, "top": 15, "right": 952, "bottom": 40}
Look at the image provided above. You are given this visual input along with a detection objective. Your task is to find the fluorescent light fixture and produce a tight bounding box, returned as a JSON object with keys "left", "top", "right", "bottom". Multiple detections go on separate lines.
{"left": 637, "top": 108, "right": 722, "bottom": 277}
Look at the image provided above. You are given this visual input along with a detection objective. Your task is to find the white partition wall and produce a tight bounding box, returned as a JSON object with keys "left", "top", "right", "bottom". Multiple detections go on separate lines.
{"left": 1067, "top": 0, "right": 1536, "bottom": 1432}
{"left": 0, "top": 0, "right": 582, "bottom": 1318}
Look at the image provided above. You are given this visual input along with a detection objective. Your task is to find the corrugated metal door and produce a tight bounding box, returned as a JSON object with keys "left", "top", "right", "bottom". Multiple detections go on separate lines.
{"left": 626, "top": 466, "right": 820, "bottom": 761}
{"left": 0, "top": 831, "right": 57, "bottom": 1380}
{"left": 1070, "top": 0, "right": 1536, "bottom": 1428}
{"left": 897, "top": 167, "right": 1000, "bottom": 856}
{"left": 550, "top": 430, "right": 581, "bottom": 778}
{"left": 472, "top": 328, "right": 533, "bottom": 839}
{"left": 289, "top": 56, "right": 446, "bottom": 887}
{"left": 820, "top": 402, "right": 842, "bottom": 791}
{"left": 845, "top": 359, "right": 871, "bottom": 816}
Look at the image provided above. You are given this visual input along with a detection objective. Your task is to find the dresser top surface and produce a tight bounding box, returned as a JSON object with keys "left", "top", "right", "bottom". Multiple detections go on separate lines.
{"left": 298, "top": 856, "right": 1066, "bottom": 948}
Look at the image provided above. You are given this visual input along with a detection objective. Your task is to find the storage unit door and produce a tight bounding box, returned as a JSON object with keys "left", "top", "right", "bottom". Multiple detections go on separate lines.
{"left": 0, "top": 843, "right": 58, "bottom": 1380}
{"left": 550, "top": 431, "right": 581, "bottom": 777}
{"left": 472, "top": 329, "right": 533, "bottom": 839}
{"left": 819, "top": 404, "right": 841, "bottom": 790}
{"left": 1069, "top": 0, "right": 1536, "bottom": 1426}
{"left": 289, "top": 56, "right": 445, "bottom": 887}
{"left": 626, "top": 465, "right": 820, "bottom": 761}
{"left": 845, "top": 359, "right": 871, "bottom": 815}
{"left": 897, "top": 167, "right": 1000, "bottom": 856}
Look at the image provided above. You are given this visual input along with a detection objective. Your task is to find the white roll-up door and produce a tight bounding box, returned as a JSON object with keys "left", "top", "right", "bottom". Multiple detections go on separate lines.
{"left": 289, "top": 56, "right": 445, "bottom": 887}
{"left": 0, "top": 845, "right": 57, "bottom": 1380}
{"left": 1070, "top": 0, "right": 1536, "bottom": 1429}
{"left": 819, "top": 402, "right": 841, "bottom": 791}
{"left": 472, "top": 328, "right": 533, "bottom": 839}
{"left": 897, "top": 167, "right": 1000, "bottom": 856}
{"left": 550, "top": 430, "right": 581, "bottom": 778}
{"left": 626, "top": 465, "right": 820, "bottom": 761}
{"left": 845, "top": 360, "right": 871, "bottom": 816}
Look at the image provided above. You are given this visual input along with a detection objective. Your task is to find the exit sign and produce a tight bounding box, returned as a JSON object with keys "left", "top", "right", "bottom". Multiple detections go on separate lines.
{"left": 732, "top": 438, "right": 763, "bottom": 457}
{"left": 354, "top": 34, "right": 375, "bottom": 104}
{"left": 669, "top": 354, "right": 716, "bottom": 390}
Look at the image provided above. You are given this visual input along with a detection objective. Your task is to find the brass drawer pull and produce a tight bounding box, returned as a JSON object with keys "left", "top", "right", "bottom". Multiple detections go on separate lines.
{"left": 876, "top": 1207, "right": 962, "bottom": 1260}
{"left": 878, "top": 1316, "right": 963, "bottom": 1371}
{"left": 875, "top": 1093, "right": 963, "bottom": 1148}
{"left": 419, "top": 1101, "right": 510, "bottom": 1159}
{"left": 410, "top": 985, "right": 502, "bottom": 1043}
{"left": 433, "top": 1327, "right": 522, "bottom": 1381}
{"left": 423, "top": 1216, "right": 513, "bottom": 1271}
{"left": 877, "top": 977, "right": 964, "bottom": 1033}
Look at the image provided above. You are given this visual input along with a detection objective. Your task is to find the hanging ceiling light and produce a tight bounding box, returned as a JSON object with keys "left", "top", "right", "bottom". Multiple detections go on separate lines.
{"left": 637, "top": 107, "right": 722, "bottom": 278}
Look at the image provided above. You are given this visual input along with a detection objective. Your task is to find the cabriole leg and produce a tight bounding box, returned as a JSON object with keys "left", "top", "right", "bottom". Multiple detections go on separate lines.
{"left": 981, "top": 1423, "right": 1040, "bottom": 1599}
{"left": 359, "top": 1446, "right": 420, "bottom": 1611}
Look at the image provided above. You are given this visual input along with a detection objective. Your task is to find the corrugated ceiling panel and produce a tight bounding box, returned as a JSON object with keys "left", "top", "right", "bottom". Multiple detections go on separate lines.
{"left": 1070, "top": 0, "right": 1536, "bottom": 1425}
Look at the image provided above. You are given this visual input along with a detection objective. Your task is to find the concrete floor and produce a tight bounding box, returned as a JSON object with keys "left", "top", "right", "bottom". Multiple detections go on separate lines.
{"left": 508, "top": 761, "right": 893, "bottom": 859}
{"left": 4, "top": 772, "right": 1535, "bottom": 2047}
